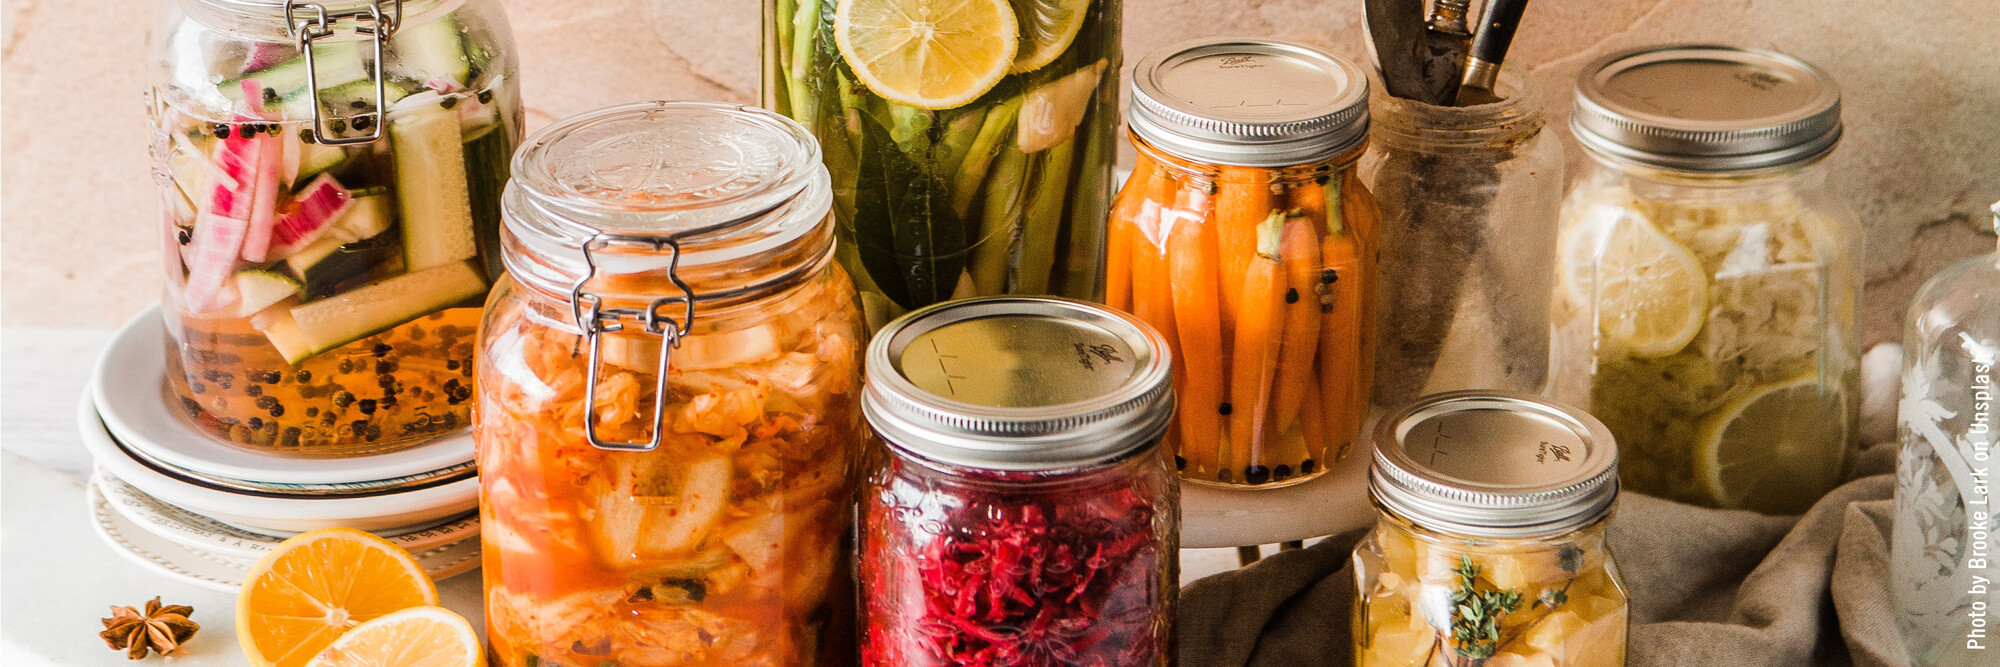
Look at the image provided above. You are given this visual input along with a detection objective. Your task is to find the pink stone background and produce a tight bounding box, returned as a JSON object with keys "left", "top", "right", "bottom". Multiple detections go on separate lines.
{"left": 5, "top": 0, "right": 1995, "bottom": 344}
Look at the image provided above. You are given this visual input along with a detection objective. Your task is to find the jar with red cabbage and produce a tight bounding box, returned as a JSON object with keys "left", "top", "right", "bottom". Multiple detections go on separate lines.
{"left": 858, "top": 297, "right": 1179, "bottom": 667}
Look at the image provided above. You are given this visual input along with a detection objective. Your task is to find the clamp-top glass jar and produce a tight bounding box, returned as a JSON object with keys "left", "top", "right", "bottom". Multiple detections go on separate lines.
{"left": 1107, "top": 38, "right": 1381, "bottom": 488}
{"left": 1551, "top": 45, "right": 1862, "bottom": 514}
{"left": 148, "top": 0, "right": 520, "bottom": 453}
{"left": 859, "top": 297, "right": 1179, "bottom": 666}
{"left": 1353, "top": 392, "right": 1628, "bottom": 667}
{"left": 476, "top": 102, "right": 866, "bottom": 667}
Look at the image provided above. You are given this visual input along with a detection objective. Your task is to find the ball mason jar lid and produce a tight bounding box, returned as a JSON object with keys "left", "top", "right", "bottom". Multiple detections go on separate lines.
{"left": 1370, "top": 391, "right": 1619, "bottom": 539}
{"left": 501, "top": 101, "right": 833, "bottom": 298}
{"left": 1129, "top": 37, "right": 1370, "bottom": 167}
{"left": 1571, "top": 44, "right": 1843, "bottom": 173}
{"left": 862, "top": 297, "right": 1176, "bottom": 471}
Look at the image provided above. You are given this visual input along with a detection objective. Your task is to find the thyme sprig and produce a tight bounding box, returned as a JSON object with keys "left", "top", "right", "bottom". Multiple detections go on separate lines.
{"left": 1448, "top": 556, "right": 1524, "bottom": 660}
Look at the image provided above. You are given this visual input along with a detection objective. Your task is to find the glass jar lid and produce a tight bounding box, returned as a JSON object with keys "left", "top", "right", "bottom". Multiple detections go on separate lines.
{"left": 863, "top": 297, "right": 1175, "bottom": 471}
{"left": 1571, "top": 44, "right": 1842, "bottom": 173}
{"left": 1129, "top": 37, "right": 1370, "bottom": 167}
{"left": 502, "top": 101, "right": 833, "bottom": 299}
{"left": 1370, "top": 391, "right": 1618, "bottom": 538}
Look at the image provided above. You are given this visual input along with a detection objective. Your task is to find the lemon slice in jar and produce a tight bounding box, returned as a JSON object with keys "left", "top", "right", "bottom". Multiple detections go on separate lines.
{"left": 1009, "top": 0, "right": 1091, "bottom": 73}
{"left": 1692, "top": 374, "right": 1851, "bottom": 512}
{"left": 835, "top": 0, "right": 1019, "bottom": 109}
{"left": 1560, "top": 206, "right": 1709, "bottom": 358}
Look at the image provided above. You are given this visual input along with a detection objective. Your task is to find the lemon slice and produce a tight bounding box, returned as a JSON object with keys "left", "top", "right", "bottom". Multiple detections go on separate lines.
{"left": 1560, "top": 206, "right": 1709, "bottom": 357}
{"left": 835, "top": 0, "right": 1019, "bottom": 109}
{"left": 237, "top": 528, "right": 440, "bottom": 667}
{"left": 1009, "top": 0, "right": 1091, "bottom": 73}
{"left": 1693, "top": 374, "right": 1850, "bottom": 512}
{"left": 305, "top": 607, "right": 482, "bottom": 667}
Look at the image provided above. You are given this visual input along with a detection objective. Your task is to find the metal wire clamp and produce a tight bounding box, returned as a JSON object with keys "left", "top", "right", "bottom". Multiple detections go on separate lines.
{"left": 570, "top": 233, "right": 697, "bottom": 452}
{"left": 284, "top": 0, "right": 402, "bottom": 146}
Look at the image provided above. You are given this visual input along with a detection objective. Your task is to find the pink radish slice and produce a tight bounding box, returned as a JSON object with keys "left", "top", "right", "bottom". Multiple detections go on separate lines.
{"left": 242, "top": 42, "right": 292, "bottom": 74}
{"left": 182, "top": 212, "right": 251, "bottom": 313}
{"left": 234, "top": 79, "right": 284, "bottom": 263}
{"left": 266, "top": 174, "right": 353, "bottom": 257}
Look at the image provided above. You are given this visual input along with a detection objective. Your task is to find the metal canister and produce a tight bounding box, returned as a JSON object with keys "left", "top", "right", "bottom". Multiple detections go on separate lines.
{"left": 1353, "top": 391, "right": 1629, "bottom": 666}
{"left": 858, "top": 297, "right": 1180, "bottom": 666}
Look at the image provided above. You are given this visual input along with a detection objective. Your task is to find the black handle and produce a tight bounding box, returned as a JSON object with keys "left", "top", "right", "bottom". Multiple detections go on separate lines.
{"left": 1469, "top": 0, "right": 1529, "bottom": 65}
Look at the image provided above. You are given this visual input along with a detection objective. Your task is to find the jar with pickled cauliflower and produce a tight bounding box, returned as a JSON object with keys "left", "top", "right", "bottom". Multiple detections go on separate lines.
{"left": 149, "top": 0, "right": 521, "bottom": 453}
{"left": 1553, "top": 46, "right": 1861, "bottom": 513}
{"left": 1354, "top": 392, "right": 1627, "bottom": 667}
{"left": 476, "top": 102, "right": 865, "bottom": 667}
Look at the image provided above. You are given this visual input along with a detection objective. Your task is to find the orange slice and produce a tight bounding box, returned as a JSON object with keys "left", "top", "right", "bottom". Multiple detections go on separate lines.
{"left": 236, "top": 527, "right": 440, "bottom": 667}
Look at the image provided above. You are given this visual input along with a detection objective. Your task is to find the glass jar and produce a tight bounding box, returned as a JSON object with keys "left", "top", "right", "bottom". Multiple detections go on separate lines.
{"left": 858, "top": 297, "right": 1179, "bottom": 666}
{"left": 476, "top": 102, "right": 866, "bottom": 667}
{"left": 1890, "top": 202, "right": 1999, "bottom": 666}
{"left": 1107, "top": 39, "right": 1378, "bottom": 488}
{"left": 1361, "top": 66, "right": 1564, "bottom": 409}
{"left": 148, "top": 0, "right": 521, "bottom": 454}
{"left": 1551, "top": 46, "right": 1861, "bottom": 514}
{"left": 1354, "top": 392, "right": 1628, "bottom": 667}
{"left": 762, "top": 0, "right": 1122, "bottom": 329}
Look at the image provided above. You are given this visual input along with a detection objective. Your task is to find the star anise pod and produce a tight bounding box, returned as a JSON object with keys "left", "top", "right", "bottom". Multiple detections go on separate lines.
{"left": 99, "top": 597, "right": 199, "bottom": 660}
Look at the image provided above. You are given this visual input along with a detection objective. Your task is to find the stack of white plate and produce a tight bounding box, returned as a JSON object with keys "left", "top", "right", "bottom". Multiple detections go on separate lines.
{"left": 80, "top": 308, "right": 481, "bottom": 592}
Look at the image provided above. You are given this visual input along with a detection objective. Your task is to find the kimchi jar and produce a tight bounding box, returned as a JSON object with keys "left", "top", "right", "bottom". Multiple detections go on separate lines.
{"left": 1108, "top": 38, "right": 1379, "bottom": 487}
{"left": 476, "top": 102, "right": 865, "bottom": 667}
{"left": 1354, "top": 392, "right": 1628, "bottom": 667}
{"left": 858, "top": 297, "right": 1180, "bottom": 666}
{"left": 148, "top": 0, "right": 521, "bottom": 453}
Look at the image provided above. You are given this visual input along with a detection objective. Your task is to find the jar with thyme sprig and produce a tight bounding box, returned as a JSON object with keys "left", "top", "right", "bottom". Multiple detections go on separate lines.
{"left": 1353, "top": 391, "right": 1628, "bottom": 667}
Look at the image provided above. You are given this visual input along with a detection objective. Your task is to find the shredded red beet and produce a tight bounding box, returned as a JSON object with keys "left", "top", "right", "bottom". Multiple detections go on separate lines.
{"left": 861, "top": 462, "right": 1171, "bottom": 667}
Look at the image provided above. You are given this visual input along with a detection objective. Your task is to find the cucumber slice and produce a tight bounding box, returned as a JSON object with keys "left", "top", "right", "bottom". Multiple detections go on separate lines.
{"left": 390, "top": 91, "right": 477, "bottom": 271}
{"left": 221, "top": 42, "right": 367, "bottom": 105}
{"left": 233, "top": 270, "right": 302, "bottom": 317}
{"left": 295, "top": 141, "right": 348, "bottom": 182}
{"left": 287, "top": 233, "right": 399, "bottom": 300}
{"left": 260, "top": 310, "right": 317, "bottom": 364}
{"left": 283, "top": 261, "right": 487, "bottom": 363}
{"left": 390, "top": 17, "right": 471, "bottom": 86}
{"left": 462, "top": 122, "right": 512, "bottom": 280}
{"left": 333, "top": 191, "right": 394, "bottom": 241}
{"left": 278, "top": 80, "right": 414, "bottom": 122}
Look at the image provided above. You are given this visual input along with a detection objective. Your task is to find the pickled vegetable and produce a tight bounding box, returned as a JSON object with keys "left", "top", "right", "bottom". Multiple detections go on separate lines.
{"left": 478, "top": 266, "right": 865, "bottom": 667}
{"left": 1353, "top": 519, "right": 1627, "bottom": 667}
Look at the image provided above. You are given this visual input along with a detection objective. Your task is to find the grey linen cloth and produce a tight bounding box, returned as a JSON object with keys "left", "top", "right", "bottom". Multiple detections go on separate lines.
{"left": 1177, "top": 440, "right": 1912, "bottom": 667}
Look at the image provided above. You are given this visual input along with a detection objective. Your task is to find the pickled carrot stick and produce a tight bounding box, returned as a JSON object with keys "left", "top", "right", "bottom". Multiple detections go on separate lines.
{"left": 1271, "top": 213, "right": 1324, "bottom": 432}
{"left": 1213, "top": 166, "right": 1275, "bottom": 333}
{"left": 1320, "top": 174, "right": 1376, "bottom": 460}
{"left": 1129, "top": 198, "right": 1180, "bottom": 410}
{"left": 1299, "top": 369, "right": 1331, "bottom": 465}
{"left": 1104, "top": 159, "right": 1160, "bottom": 311}
{"left": 1166, "top": 182, "right": 1224, "bottom": 478}
{"left": 1227, "top": 211, "right": 1287, "bottom": 479}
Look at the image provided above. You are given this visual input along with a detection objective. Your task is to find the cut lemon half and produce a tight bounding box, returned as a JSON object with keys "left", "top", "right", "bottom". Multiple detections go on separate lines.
{"left": 1009, "top": 0, "right": 1091, "bottom": 73}
{"left": 237, "top": 527, "right": 440, "bottom": 667}
{"left": 835, "top": 0, "right": 1019, "bottom": 109}
{"left": 1560, "top": 206, "right": 1708, "bottom": 358}
{"left": 1693, "top": 374, "right": 1851, "bottom": 513}
{"left": 305, "top": 606, "right": 482, "bottom": 667}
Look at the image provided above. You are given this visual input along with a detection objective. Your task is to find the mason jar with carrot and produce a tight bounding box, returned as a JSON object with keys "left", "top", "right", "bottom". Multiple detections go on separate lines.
{"left": 1108, "top": 38, "right": 1379, "bottom": 488}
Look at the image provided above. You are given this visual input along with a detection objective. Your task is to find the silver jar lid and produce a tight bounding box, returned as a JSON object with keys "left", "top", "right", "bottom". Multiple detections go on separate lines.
{"left": 1571, "top": 45, "right": 1842, "bottom": 173}
{"left": 1129, "top": 37, "right": 1370, "bottom": 167}
{"left": 862, "top": 297, "right": 1176, "bottom": 471}
{"left": 1370, "top": 391, "right": 1618, "bottom": 538}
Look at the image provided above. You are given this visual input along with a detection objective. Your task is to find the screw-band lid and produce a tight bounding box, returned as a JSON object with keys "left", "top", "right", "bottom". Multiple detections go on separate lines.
{"left": 863, "top": 297, "right": 1176, "bottom": 471}
{"left": 1370, "top": 391, "right": 1619, "bottom": 538}
{"left": 1571, "top": 44, "right": 1842, "bottom": 173}
{"left": 1129, "top": 37, "right": 1370, "bottom": 167}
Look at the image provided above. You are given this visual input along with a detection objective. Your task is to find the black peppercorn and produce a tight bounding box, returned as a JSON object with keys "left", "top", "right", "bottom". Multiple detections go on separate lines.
{"left": 214, "top": 124, "right": 231, "bottom": 138}
{"left": 1245, "top": 465, "right": 1272, "bottom": 485}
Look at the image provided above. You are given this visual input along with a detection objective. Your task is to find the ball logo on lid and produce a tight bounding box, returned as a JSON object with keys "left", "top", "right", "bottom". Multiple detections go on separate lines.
{"left": 1216, "top": 55, "right": 1265, "bottom": 70}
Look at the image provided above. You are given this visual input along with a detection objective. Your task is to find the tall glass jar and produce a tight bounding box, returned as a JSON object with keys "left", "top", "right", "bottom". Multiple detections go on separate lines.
{"left": 476, "top": 102, "right": 866, "bottom": 667}
{"left": 1108, "top": 38, "right": 1379, "bottom": 488}
{"left": 1890, "top": 202, "right": 1999, "bottom": 666}
{"left": 148, "top": 0, "right": 520, "bottom": 454}
{"left": 1353, "top": 392, "right": 1628, "bottom": 667}
{"left": 858, "top": 297, "right": 1179, "bottom": 666}
{"left": 762, "top": 0, "right": 1122, "bottom": 329}
{"left": 1362, "top": 66, "right": 1564, "bottom": 409}
{"left": 1552, "top": 46, "right": 1861, "bottom": 514}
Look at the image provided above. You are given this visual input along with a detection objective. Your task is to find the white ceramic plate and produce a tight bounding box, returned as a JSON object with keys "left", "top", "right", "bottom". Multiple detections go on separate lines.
{"left": 81, "top": 390, "right": 480, "bottom": 536}
{"left": 88, "top": 479, "right": 483, "bottom": 593}
{"left": 96, "top": 468, "right": 480, "bottom": 558}
{"left": 93, "top": 306, "right": 475, "bottom": 485}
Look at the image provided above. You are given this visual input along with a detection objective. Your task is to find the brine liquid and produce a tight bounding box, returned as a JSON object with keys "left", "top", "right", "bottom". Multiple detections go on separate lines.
{"left": 164, "top": 307, "right": 479, "bottom": 454}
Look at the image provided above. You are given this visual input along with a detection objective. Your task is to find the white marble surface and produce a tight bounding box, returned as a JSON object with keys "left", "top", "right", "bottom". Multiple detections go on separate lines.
{"left": 0, "top": 326, "right": 1249, "bottom": 664}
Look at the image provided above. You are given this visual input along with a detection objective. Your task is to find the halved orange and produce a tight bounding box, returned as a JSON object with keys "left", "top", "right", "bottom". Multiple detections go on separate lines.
{"left": 305, "top": 606, "right": 482, "bottom": 667}
{"left": 236, "top": 528, "right": 439, "bottom": 667}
